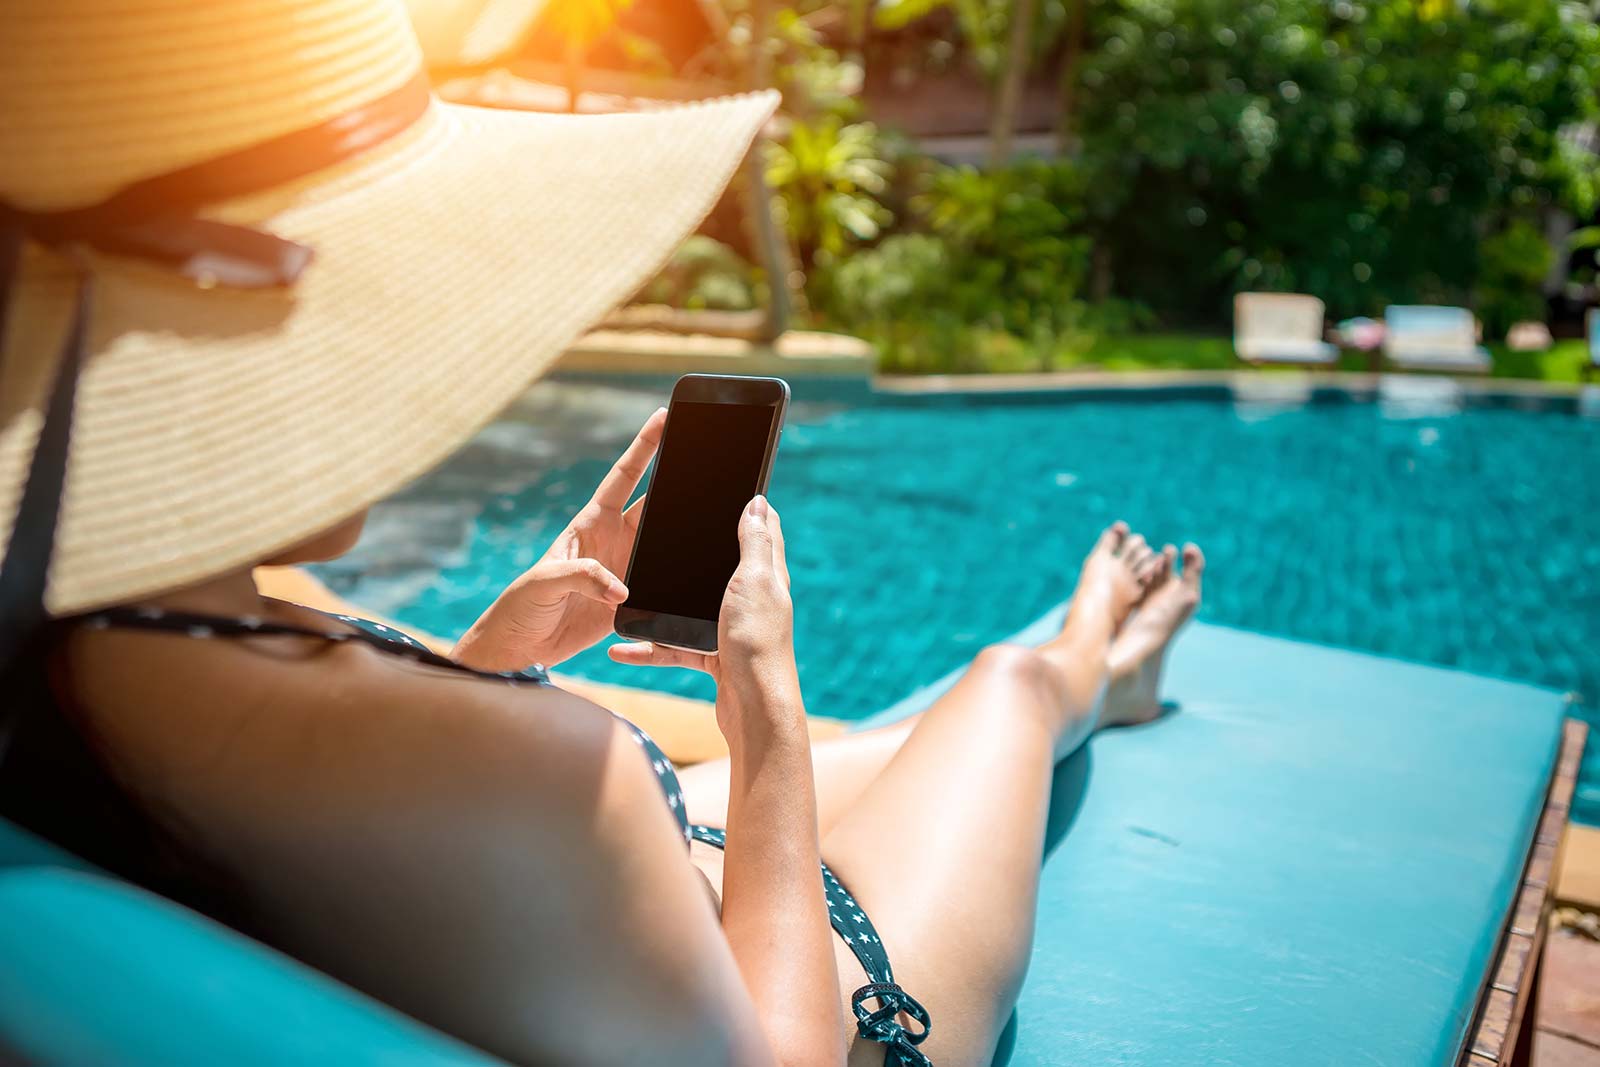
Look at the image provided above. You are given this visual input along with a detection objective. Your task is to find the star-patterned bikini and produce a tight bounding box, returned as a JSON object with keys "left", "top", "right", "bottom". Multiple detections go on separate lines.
{"left": 80, "top": 600, "right": 933, "bottom": 1066}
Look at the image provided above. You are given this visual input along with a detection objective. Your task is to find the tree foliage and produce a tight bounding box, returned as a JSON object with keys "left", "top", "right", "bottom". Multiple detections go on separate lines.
{"left": 819, "top": 159, "right": 1134, "bottom": 370}
{"left": 766, "top": 115, "right": 895, "bottom": 268}
{"left": 1073, "top": 0, "right": 1600, "bottom": 323}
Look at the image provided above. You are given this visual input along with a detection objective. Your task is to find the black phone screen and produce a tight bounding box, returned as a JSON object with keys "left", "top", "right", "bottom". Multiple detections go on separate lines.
{"left": 624, "top": 401, "right": 779, "bottom": 622}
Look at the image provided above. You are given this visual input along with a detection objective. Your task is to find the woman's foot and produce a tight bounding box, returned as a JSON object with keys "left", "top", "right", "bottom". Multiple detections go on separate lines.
{"left": 1065, "top": 521, "right": 1165, "bottom": 635}
{"left": 1101, "top": 543, "right": 1205, "bottom": 727}
{"left": 1037, "top": 522, "right": 1163, "bottom": 681}
{"left": 1025, "top": 522, "right": 1170, "bottom": 753}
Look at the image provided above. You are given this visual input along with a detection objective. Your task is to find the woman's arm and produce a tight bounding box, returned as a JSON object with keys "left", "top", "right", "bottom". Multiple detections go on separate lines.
{"left": 720, "top": 682, "right": 846, "bottom": 1065}
{"left": 613, "top": 499, "right": 847, "bottom": 1066}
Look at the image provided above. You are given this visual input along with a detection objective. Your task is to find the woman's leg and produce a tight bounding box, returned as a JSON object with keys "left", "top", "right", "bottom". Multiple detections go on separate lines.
{"left": 677, "top": 531, "right": 1204, "bottom": 837}
{"left": 678, "top": 714, "right": 915, "bottom": 831}
{"left": 675, "top": 521, "right": 1137, "bottom": 835}
{"left": 814, "top": 535, "right": 1204, "bottom": 1065}
{"left": 675, "top": 525, "right": 1204, "bottom": 1061}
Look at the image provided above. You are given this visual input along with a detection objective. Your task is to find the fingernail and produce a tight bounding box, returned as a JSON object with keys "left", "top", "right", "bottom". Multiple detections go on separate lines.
{"left": 610, "top": 581, "right": 628, "bottom": 601}
{"left": 750, "top": 495, "right": 768, "bottom": 518}
{"left": 654, "top": 406, "right": 667, "bottom": 416}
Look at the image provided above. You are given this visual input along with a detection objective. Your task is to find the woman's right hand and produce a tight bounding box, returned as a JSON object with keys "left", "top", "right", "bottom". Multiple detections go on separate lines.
{"left": 609, "top": 496, "right": 804, "bottom": 742}
{"left": 620, "top": 499, "right": 843, "bottom": 1064}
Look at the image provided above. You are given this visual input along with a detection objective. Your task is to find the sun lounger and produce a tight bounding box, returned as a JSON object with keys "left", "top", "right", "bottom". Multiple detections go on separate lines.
{"left": 1233, "top": 292, "right": 1340, "bottom": 366}
{"left": 0, "top": 828, "right": 499, "bottom": 1065}
{"left": 0, "top": 614, "right": 1579, "bottom": 1065}
{"left": 866, "top": 609, "right": 1577, "bottom": 1066}
{"left": 1383, "top": 305, "right": 1494, "bottom": 373}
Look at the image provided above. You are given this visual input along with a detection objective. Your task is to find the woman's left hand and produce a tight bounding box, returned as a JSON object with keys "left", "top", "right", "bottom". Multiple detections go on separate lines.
{"left": 452, "top": 408, "right": 666, "bottom": 672}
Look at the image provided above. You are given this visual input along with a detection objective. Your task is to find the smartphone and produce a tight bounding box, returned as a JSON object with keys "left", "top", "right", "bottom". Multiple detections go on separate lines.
{"left": 614, "top": 374, "right": 790, "bottom": 653}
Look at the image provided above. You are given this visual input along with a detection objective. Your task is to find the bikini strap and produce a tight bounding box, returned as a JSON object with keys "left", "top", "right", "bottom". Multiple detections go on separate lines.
{"left": 851, "top": 983, "right": 932, "bottom": 1067}
{"left": 688, "top": 824, "right": 932, "bottom": 1064}
{"left": 76, "top": 605, "right": 551, "bottom": 687}
{"left": 79, "top": 604, "right": 702, "bottom": 844}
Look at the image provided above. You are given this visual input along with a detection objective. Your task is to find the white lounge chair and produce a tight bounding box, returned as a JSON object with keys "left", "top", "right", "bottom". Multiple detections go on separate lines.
{"left": 1381, "top": 305, "right": 1492, "bottom": 374}
{"left": 1233, "top": 293, "right": 1339, "bottom": 366}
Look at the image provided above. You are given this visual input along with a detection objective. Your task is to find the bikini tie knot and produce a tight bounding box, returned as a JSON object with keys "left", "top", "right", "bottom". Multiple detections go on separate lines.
{"left": 851, "top": 982, "right": 932, "bottom": 1066}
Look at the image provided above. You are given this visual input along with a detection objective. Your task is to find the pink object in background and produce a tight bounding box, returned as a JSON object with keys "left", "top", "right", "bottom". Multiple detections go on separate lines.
{"left": 1336, "top": 316, "right": 1385, "bottom": 351}
{"left": 1506, "top": 321, "right": 1553, "bottom": 352}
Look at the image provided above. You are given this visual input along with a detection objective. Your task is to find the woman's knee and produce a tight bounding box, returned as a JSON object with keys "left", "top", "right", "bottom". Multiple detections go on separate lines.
{"left": 966, "top": 642, "right": 1103, "bottom": 727}
{"left": 967, "top": 643, "right": 1067, "bottom": 706}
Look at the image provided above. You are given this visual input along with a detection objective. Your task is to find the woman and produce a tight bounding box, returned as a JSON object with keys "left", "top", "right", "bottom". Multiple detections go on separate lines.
{"left": 0, "top": 3, "right": 1203, "bottom": 1064}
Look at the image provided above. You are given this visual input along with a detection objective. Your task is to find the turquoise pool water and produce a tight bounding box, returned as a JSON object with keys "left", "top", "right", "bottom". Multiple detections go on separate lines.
{"left": 317, "top": 380, "right": 1600, "bottom": 816}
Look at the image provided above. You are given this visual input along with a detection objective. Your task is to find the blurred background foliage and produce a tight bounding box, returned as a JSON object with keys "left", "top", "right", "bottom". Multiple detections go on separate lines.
{"left": 630, "top": 0, "right": 1600, "bottom": 374}
{"left": 1073, "top": 0, "right": 1600, "bottom": 326}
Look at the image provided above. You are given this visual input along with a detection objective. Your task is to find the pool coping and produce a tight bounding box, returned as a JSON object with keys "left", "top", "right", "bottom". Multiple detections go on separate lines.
{"left": 553, "top": 362, "right": 1597, "bottom": 410}
{"left": 875, "top": 368, "right": 1594, "bottom": 402}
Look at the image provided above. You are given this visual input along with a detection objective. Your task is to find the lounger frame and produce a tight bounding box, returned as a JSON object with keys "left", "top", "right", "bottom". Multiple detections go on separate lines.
{"left": 1460, "top": 717, "right": 1586, "bottom": 1067}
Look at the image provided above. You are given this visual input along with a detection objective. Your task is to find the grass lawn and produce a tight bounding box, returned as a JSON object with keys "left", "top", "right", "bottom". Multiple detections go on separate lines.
{"left": 1056, "top": 334, "right": 1593, "bottom": 383}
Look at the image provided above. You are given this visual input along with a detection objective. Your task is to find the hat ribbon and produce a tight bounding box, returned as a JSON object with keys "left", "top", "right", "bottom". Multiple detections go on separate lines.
{"left": 0, "top": 71, "right": 432, "bottom": 750}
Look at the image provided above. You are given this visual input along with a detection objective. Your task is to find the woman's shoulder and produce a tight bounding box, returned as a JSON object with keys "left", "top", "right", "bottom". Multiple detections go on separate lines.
{"left": 63, "top": 615, "right": 633, "bottom": 813}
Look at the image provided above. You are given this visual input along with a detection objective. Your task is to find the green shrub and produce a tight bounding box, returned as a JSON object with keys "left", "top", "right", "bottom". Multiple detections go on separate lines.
{"left": 766, "top": 116, "right": 894, "bottom": 270}
{"left": 638, "top": 236, "right": 756, "bottom": 311}
{"left": 1475, "top": 220, "right": 1554, "bottom": 338}
{"left": 821, "top": 233, "right": 973, "bottom": 371}
{"left": 1073, "top": 0, "right": 1600, "bottom": 325}
{"left": 915, "top": 161, "right": 1093, "bottom": 336}
{"left": 815, "top": 158, "right": 1134, "bottom": 372}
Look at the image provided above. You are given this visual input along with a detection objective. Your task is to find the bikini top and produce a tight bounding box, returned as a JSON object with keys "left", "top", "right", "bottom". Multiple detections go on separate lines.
{"left": 0, "top": 599, "right": 692, "bottom": 938}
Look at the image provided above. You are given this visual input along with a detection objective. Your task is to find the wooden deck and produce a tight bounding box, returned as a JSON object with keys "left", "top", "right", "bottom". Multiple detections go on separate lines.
{"left": 1465, "top": 718, "right": 1587, "bottom": 1065}
{"left": 1534, "top": 931, "right": 1600, "bottom": 1065}
{"left": 557, "top": 327, "right": 874, "bottom": 379}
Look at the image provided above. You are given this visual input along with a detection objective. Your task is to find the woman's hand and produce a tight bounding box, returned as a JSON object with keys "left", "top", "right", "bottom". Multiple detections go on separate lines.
{"left": 615, "top": 499, "right": 844, "bottom": 1064}
{"left": 609, "top": 496, "right": 802, "bottom": 742}
{"left": 453, "top": 408, "right": 665, "bottom": 672}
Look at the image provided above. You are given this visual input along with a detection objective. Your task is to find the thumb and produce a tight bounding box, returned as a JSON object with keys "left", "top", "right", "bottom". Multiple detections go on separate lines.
{"left": 736, "top": 496, "right": 774, "bottom": 574}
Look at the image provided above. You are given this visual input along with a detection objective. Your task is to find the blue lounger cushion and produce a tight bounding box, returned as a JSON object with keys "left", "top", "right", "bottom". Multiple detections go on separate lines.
{"left": 863, "top": 609, "right": 1568, "bottom": 1067}
{"left": 0, "top": 611, "right": 1566, "bottom": 1065}
{"left": 0, "top": 821, "right": 498, "bottom": 1066}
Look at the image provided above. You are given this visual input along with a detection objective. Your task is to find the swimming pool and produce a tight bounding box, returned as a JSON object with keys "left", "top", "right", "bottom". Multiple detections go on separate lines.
{"left": 316, "top": 378, "right": 1600, "bottom": 814}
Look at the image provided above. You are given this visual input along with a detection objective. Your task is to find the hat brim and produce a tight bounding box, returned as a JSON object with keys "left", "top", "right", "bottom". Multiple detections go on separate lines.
{"left": 0, "top": 92, "right": 779, "bottom": 614}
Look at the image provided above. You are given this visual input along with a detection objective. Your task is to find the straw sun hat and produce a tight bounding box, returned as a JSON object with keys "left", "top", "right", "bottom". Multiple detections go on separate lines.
{"left": 406, "top": 0, "right": 551, "bottom": 69}
{"left": 0, "top": 0, "right": 779, "bottom": 632}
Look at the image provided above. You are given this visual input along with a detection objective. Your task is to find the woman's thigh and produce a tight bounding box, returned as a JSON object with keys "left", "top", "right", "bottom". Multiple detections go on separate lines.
{"left": 682, "top": 647, "right": 1082, "bottom": 1064}
{"left": 821, "top": 647, "right": 1069, "bottom": 1065}
{"left": 676, "top": 715, "right": 916, "bottom": 832}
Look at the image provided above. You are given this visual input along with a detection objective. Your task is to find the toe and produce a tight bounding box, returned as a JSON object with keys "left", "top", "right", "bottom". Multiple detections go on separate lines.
{"left": 1180, "top": 543, "right": 1205, "bottom": 591}
{"left": 1120, "top": 533, "right": 1148, "bottom": 564}
{"left": 1095, "top": 521, "right": 1130, "bottom": 555}
{"left": 1153, "top": 544, "right": 1177, "bottom": 583}
{"left": 1133, "top": 550, "right": 1165, "bottom": 585}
